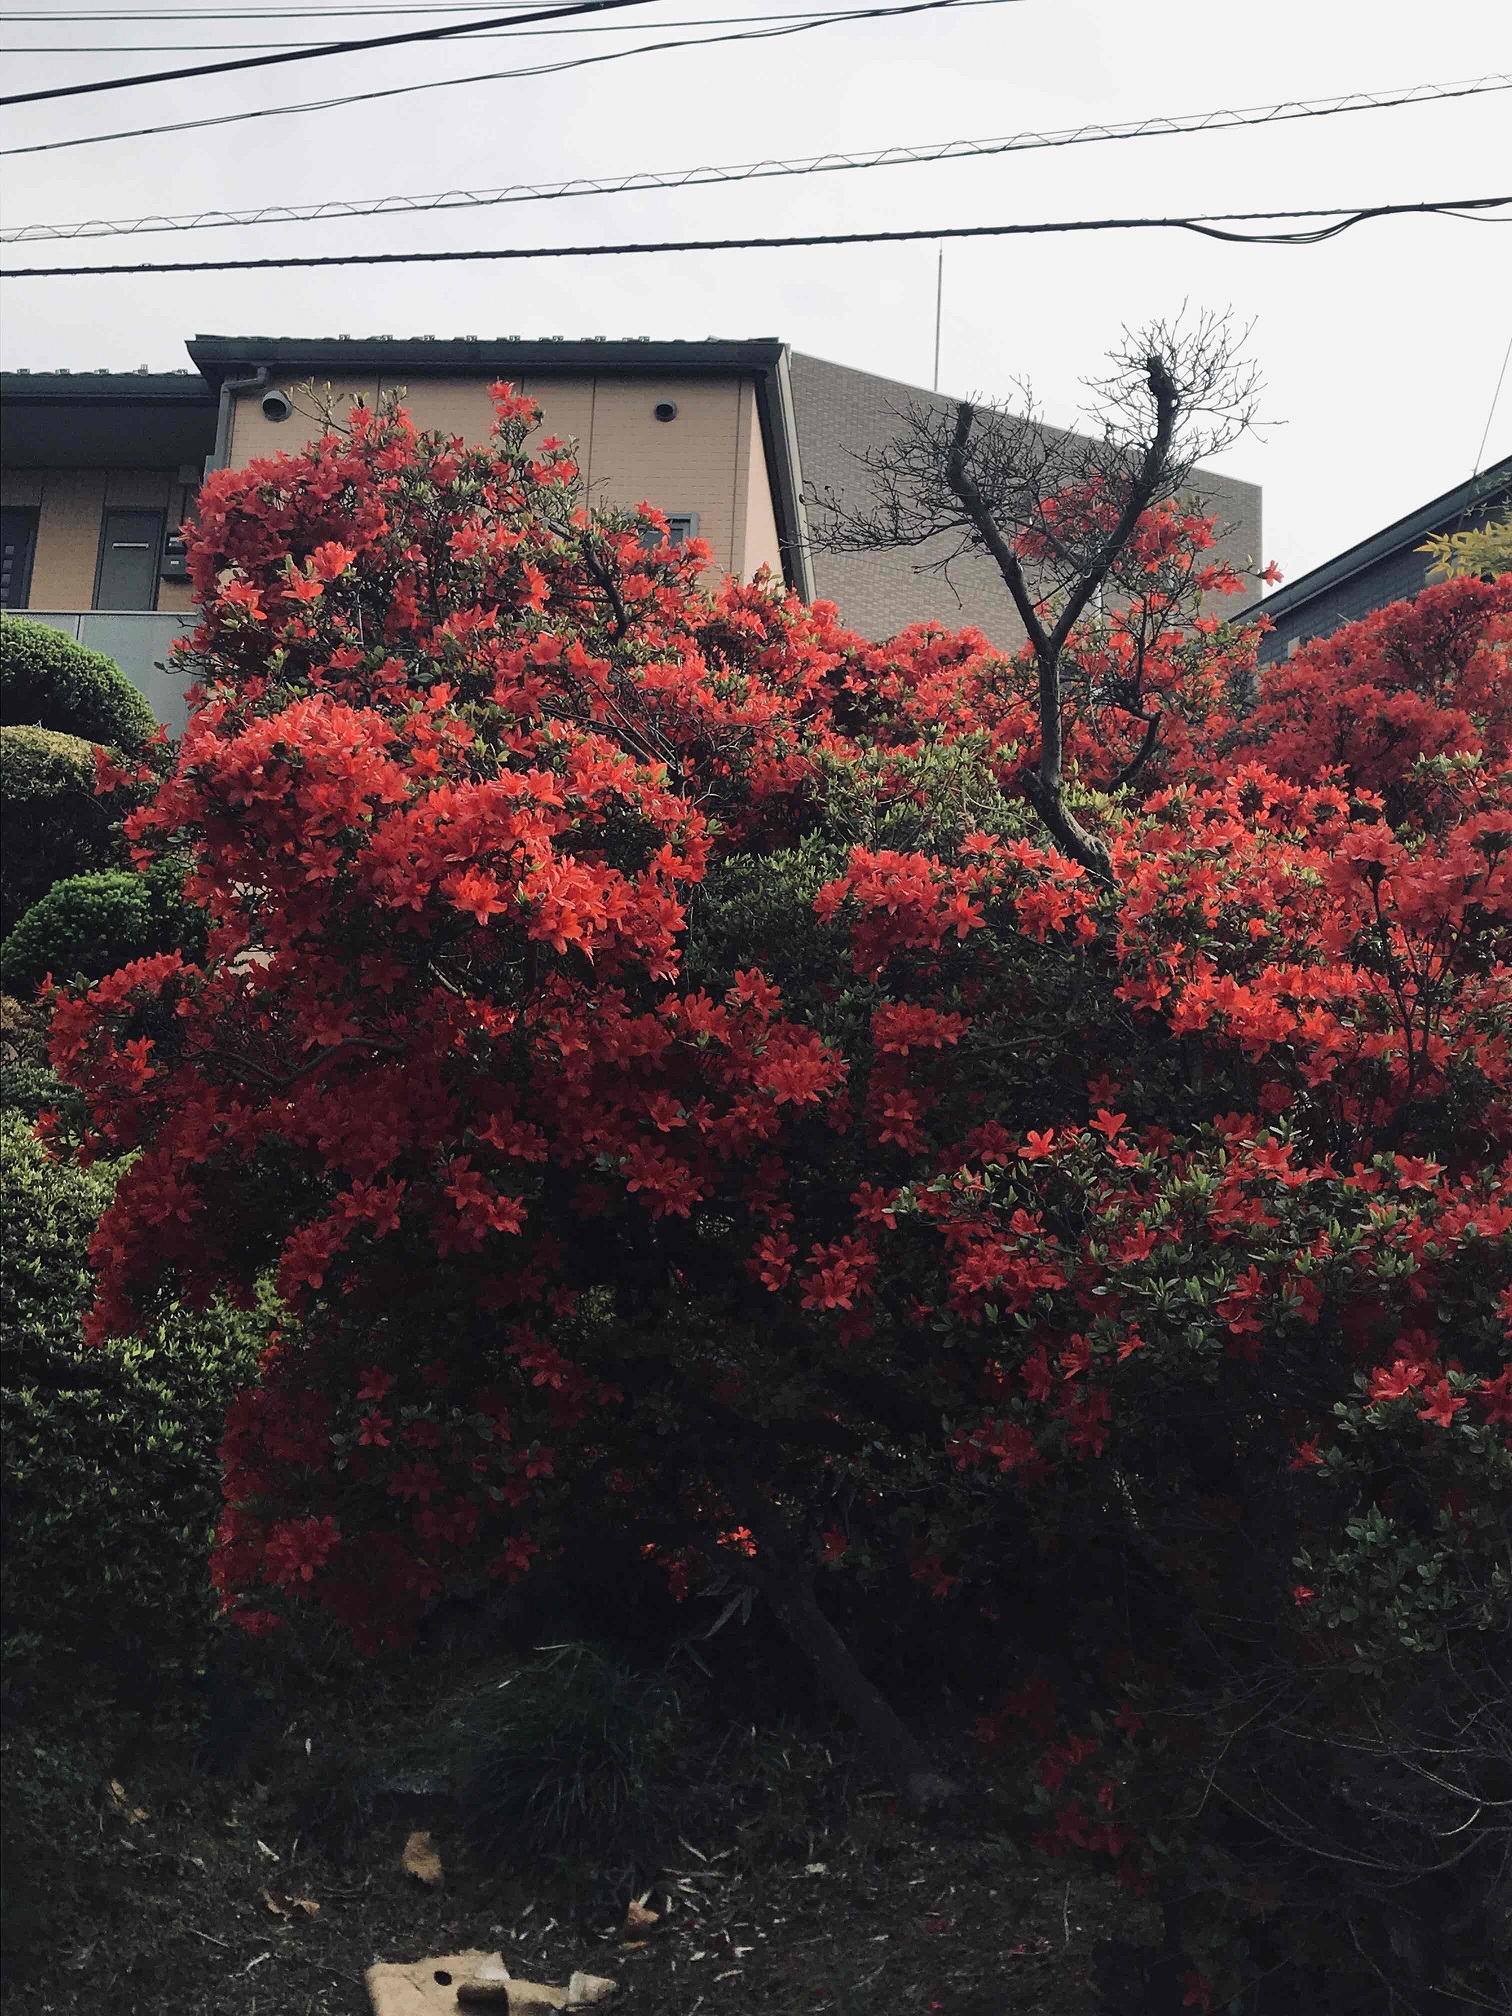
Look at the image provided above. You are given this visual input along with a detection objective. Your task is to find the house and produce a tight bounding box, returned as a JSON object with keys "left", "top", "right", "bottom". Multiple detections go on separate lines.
{"left": 1, "top": 334, "right": 1264, "bottom": 729}
{"left": 1, "top": 368, "right": 216, "bottom": 727}
{"left": 1244, "top": 452, "right": 1512, "bottom": 664}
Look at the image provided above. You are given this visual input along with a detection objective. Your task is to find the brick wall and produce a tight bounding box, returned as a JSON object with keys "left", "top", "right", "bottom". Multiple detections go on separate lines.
{"left": 790, "top": 352, "right": 1262, "bottom": 649}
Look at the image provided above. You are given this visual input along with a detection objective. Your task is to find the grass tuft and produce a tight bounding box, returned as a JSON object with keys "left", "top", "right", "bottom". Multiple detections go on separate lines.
{"left": 437, "top": 1642, "right": 679, "bottom": 1870}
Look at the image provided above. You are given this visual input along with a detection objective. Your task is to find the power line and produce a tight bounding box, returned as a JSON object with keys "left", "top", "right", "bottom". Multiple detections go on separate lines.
{"left": 8, "top": 74, "right": 1505, "bottom": 245}
{"left": 0, "top": 0, "right": 660, "bottom": 105}
{"left": 0, "top": 4, "right": 853, "bottom": 49}
{"left": 1472, "top": 333, "right": 1512, "bottom": 478}
{"left": 5, "top": 196, "right": 1505, "bottom": 281}
{"left": 10, "top": 1, "right": 598, "bottom": 13}
{"left": 0, "top": 0, "right": 1009, "bottom": 154}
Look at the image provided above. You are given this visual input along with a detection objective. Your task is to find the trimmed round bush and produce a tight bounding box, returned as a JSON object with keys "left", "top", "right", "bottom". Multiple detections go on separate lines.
{"left": 0, "top": 860, "right": 204, "bottom": 995}
{"left": 0, "top": 724, "right": 122, "bottom": 932}
{"left": 0, "top": 616, "right": 157, "bottom": 749}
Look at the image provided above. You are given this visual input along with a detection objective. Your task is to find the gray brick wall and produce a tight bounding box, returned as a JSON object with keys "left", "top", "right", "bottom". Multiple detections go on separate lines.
{"left": 789, "top": 352, "right": 1262, "bottom": 650}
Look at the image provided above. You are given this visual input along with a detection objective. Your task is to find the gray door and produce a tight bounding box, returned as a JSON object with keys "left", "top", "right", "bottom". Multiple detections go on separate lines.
{"left": 95, "top": 509, "right": 163, "bottom": 610}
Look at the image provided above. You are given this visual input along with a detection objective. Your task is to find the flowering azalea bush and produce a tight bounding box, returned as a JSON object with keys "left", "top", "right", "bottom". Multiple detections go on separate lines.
{"left": 1229, "top": 572, "right": 1512, "bottom": 807}
{"left": 43, "top": 389, "right": 1510, "bottom": 2009}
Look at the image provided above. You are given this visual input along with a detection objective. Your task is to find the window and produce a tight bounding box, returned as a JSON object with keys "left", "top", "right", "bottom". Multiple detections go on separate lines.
{"left": 639, "top": 513, "right": 700, "bottom": 557}
{"left": 1, "top": 506, "right": 38, "bottom": 609}
{"left": 94, "top": 508, "right": 165, "bottom": 611}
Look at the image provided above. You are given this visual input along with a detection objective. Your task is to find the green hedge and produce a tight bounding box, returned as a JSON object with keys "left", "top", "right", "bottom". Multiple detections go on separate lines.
{"left": 0, "top": 860, "right": 205, "bottom": 995}
{"left": 0, "top": 723, "right": 122, "bottom": 933}
{"left": 0, "top": 1118, "right": 260, "bottom": 1978}
{"left": 0, "top": 1113, "right": 260, "bottom": 1706}
{"left": 0, "top": 615, "right": 157, "bottom": 750}
{"left": 0, "top": 992, "right": 73, "bottom": 1124}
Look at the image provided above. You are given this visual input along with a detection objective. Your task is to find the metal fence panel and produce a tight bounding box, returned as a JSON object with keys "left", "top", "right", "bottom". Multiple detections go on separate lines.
{"left": 21, "top": 610, "right": 193, "bottom": 734}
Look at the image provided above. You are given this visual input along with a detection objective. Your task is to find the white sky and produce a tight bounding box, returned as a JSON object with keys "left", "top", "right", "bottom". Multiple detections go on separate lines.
{"left": 2, "top": 0, "right": 1510, "bottom": 584}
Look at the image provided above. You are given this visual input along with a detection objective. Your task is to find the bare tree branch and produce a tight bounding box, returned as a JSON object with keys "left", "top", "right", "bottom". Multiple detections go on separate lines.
{"left": 806, "top": 311, "right": 1260, "bottom": 880}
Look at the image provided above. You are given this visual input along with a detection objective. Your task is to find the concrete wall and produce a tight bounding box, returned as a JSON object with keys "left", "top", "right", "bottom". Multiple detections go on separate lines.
{"left": 790, "top": 352, "right": 1263, "bottom": 651}
{"left": 226, "top": 371, "right": 782, "bottom": 580}
{"left": 0, "top": 466, "right": 197, "bottom": 612}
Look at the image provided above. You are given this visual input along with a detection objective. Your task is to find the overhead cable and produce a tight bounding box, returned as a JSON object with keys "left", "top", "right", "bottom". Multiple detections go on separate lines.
{"left": 0, "top": 0, "right": 1010, "bottom": 153}
{"left": 5, "top": 196, "right": 1505, "bottom": 281}
{"left": 0, "top": 0, "right": 663, "bottom": 105}
{"left": 0, "top": 4, "right": 868, "bottom": 51}
{"left": 7, "top": 74, "right": 1505, "bottom": 244}
{"left": 10, "top": 1, "right": 620, "bottom": 13}
{"left": 1472, "top": 334, "right": 1512, "bottom": 478}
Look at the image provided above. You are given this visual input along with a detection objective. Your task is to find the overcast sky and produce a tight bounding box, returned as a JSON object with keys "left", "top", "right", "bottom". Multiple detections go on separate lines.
{"left": 3, "top": 0, "right": 1509, "bottom": 585}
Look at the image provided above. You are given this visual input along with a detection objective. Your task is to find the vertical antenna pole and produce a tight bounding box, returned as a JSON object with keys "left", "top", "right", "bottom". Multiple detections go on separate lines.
{"left": 932, "top": 245, "right": 944, "bottom": 392}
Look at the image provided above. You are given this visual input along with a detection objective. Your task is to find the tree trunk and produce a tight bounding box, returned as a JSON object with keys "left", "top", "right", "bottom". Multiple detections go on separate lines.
{"left": 719, "top": 1464, "right": 960, "bottom": 1808}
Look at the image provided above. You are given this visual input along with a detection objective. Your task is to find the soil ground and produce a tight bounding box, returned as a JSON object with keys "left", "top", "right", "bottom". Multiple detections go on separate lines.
{"left": 2, "top": 1635, "right": 1150, "bottom": 2016}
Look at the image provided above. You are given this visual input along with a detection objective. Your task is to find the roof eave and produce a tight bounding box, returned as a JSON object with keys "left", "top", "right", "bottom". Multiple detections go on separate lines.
{"left": 185, "top": 334, "right": 792, "bottom": 390}
{"left": 1238, "top": 452, "right": 1512, "bottom": 626}
{"left": 0, "top": 374, "right": 216, "bottom": 408}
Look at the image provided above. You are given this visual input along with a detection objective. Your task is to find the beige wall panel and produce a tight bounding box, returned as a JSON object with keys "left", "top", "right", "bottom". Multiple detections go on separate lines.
{"left": 1, "top": 473, "right": 44, "bottom": 507}
{"left": 380, "top": 377, "right": 501, "bottom": 444}
{"left": 585, "top": 376, "right": 742, "bottom": 572}
{"left": 228, "top": 375, "right": 603, "bottom": 469}
{"left": 390, "top": 375, "right": 599, "bottom": 456}
{"left": 104, "top": 469, "right": 173, "bottom": 507}
{"left": 219, "top": 370, "right": 764, "bottom": 585}
{"left": 158, "top": 580, "right": 197, "bottom": 614}
{"left": 518, "top": 378, "right": 596, "bottom": 463}
{"left": 228, "top": 377, "right": 381, "bottom": 464}
{"left": 791, "top": 351, "right": 1264, "bottom": 647}
{"left": 29, "top": 469, "right": 107, "bottom": 609}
